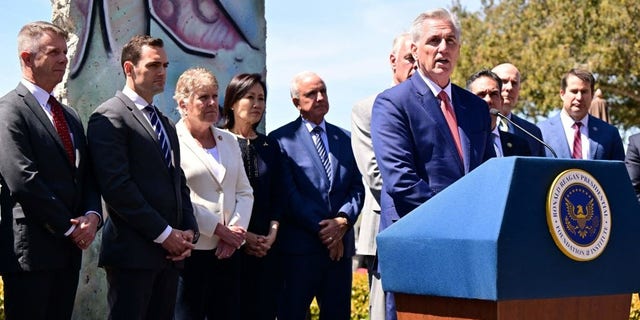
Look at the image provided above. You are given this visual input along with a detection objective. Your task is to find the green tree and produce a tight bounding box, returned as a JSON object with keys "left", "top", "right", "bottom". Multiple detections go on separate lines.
{"left": 450, "top": 0, "right": 640, "bottom": 129}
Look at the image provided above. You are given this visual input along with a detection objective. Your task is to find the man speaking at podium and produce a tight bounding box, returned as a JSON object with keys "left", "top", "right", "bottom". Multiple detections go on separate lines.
{"left": 370, "top": 8, "right": 494, "bottom": 319}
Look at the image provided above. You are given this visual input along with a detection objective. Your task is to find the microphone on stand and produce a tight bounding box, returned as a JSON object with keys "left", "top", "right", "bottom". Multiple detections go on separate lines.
{"left": 489, "top": 108, "right": 557, "bottom": 158}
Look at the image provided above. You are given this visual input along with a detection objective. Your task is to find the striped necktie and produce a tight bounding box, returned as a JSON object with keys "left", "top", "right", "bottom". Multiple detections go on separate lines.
{"left": 572, "top": 122, "right": 583, "bottom": 159}
{"left": 145, "top": 105, "right": 172, "bottom": 168}
{"left": 312, "top": 126, "right": 332, "bottom": 182}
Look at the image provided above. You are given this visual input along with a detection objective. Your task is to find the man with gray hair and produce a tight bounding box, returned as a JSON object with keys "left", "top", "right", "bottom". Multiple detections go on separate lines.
{"left": 0, "top": 21, "right": 102, "bottom": 319}
{"left": 371, "top": 9, "right": 494, "bottom": 319}
{"left": 351, "top": 32, "right": 414, "bottom": 319}
{"left": 270, "top": 71, "right": 363, "bottom": 319}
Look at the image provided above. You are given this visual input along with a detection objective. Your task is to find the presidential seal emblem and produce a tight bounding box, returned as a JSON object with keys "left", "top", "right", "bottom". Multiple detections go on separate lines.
{"left": 546, "top": 169, "right": 611, "bottom": 261}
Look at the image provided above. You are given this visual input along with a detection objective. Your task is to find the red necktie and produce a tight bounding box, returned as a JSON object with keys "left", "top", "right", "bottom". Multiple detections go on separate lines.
{"left": 438, "top": 91, "right": 463, "bottom": 161}
{"left": 572, "top": 122, "right": 582, "bottom": 159}
{"left": 49, "top": 96, "right": 75, "bottom": 165}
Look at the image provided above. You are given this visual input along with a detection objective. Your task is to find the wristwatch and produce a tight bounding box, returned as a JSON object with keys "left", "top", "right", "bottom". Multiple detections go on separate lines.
{"left": 192, "top": 230, "right": 200, "bottom": 244}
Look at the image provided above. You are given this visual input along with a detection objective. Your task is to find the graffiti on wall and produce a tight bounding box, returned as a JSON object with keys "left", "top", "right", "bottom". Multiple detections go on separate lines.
{"left": 66, "top": 0, "right": 266, "bottom": 122}
{"left": 60, "top": 2, "right": 265, "bottom": 317}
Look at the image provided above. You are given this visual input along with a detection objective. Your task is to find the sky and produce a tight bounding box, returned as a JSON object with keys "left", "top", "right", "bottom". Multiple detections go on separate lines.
{"left": 0, "top": 0, "right": 482, "bottom": 133}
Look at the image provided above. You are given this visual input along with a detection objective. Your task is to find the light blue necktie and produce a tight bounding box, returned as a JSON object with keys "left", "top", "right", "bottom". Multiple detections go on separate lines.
{"left": 312, "top": 126, "right": 332, "bottom": 182}
{"left": 145, "top": 105, "right": 171, "bottom": 168}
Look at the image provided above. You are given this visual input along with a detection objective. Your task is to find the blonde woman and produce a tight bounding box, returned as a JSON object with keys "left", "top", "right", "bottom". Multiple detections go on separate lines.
{"left": 173, "top": 67, "right": 253, "bottom": 319}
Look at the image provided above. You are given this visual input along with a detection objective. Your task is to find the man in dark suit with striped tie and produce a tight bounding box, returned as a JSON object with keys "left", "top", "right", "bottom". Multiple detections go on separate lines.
{"left": 87, "top": 35, "right": 198, "bottom": 320}
{"left": 269, "top": 71, "right": 364, "bottom": 320}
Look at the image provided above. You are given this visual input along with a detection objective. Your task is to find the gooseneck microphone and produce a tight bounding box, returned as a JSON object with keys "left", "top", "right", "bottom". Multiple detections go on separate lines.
{"left": 489, "top": 108, "right": 558, "bottom": 158}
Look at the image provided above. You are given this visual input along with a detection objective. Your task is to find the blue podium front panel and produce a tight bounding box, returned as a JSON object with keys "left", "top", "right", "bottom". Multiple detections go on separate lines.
{"left": 377, "top": 157, "right": 640, "bottom": 300}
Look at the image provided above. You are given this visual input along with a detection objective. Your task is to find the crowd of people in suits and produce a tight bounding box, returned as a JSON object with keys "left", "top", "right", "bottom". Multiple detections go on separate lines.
{"left": 0, "top": 7, "right": 636, "bottom": 320}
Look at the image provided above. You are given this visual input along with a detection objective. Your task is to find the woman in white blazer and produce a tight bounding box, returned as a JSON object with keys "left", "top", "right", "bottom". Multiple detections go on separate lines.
{"left": 173, "top": 67, "right": 254, "bottom": 320}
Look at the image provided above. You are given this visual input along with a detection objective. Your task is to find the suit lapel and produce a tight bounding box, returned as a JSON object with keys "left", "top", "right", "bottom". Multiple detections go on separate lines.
{"left": 499, "top": 133, "right": 511, "bottom": 157}
{"left": 413, "top": 76, "right": 464, "bottom": 172}
{"left": 587, "top": 115, "right": 601, "bottom": 160}
{"left": 117, "top": 92, "right": 158, "bottom": 143}
{"left": 118, "top": 92, "right": 175, "bottom": 169}
{"left": 499, "top": 132, "right": 517, "bottom": 157}
{"left": 18, "top": 85, "right": 74, "bottom": 169}
{"left": 450, "top": 86, "right": 470, "bottom": 171}
{"left": 295, "top": 118, "right": 331, "bottom": 187}
{"left": 550, "top": 115, "right": 572, "bottom": 158}
{"left": 209, "top": 128, "right": 227, "bottom": 183}
{"left": 176, "top": 121, "right": 224, "bottom": 189}
{"left": 325, "top": 124, "right": 340, "bottom": 184}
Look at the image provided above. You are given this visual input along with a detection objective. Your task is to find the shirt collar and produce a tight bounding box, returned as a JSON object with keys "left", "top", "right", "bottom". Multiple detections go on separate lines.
{"left": 417, "top": 70, "right": 452, "bottom": 100}
{"left": 559, "top": 109, "right": 589, "bottom": 129}
{"left": 122, "top": 86, "right": 153, "bottom": 111}
{"left": 302, "top": 117, "right": 326, "bottom": 133}
{"left": 21, "top": 79, "right": 52, "bottom": 107}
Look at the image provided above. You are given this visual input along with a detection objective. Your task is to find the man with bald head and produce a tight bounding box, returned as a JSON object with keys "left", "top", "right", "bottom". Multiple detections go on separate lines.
{"left": 492, "top": 63, "right": 545, "bottom": 156}
{"left": 466, "top": 69, "right": 530, "bottom": 157}
{"left": 270, "top": 71, "right": 364, "bottom": 319}
{"left": 351, "top": 32, "right": 415, "bottom": 319}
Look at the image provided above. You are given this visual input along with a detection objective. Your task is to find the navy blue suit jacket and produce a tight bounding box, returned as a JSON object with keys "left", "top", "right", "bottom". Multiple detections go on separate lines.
{"left": 538, "top": 113, "right": 624, "bottom": 160}
{"left": 371, "top": 75, "right": 494, "bottom": 231}
{"left": 500, "top": 131, "right": 531, "bottom": 157}
{"left": 625, "top": 133, "right": 640, "bottom": 202}
{"left": 269, "top": 118, "right": 364, "bottom": 257}
{"left": 510, "top": 113, "right": 544, "bottom": 157}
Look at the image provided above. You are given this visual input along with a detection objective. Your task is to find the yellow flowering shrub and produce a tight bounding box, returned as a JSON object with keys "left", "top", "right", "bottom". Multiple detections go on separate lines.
{"left": 309, "top": 271, "right": 369, "bottom": 320}
{"left": 0, "top": 277, "right": 4, "bottom": 320}
{"left": 631, "top": 293, "right": 640, "bottom": 320}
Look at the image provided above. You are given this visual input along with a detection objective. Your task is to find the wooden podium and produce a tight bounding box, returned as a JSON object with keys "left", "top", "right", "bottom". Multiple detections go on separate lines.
{"left": 376, "top": 158, "right": 640, "bottom": 320}
{"left": 395, "top": 293, "right": 631, "bottom": 320}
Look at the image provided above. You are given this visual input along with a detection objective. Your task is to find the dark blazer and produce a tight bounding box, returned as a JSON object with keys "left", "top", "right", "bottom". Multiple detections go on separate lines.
{"left": 87, "top": 91, "right": 197, "bottom": 269}
{"left": 625, "top": 133, "right": 640, "bottom": 202}
{"left": 0, "top": 83, "right": 101, "bottom": 273}
{"left": 500, "top": 131, "right": 531, "bottom": 157}
{"left": 269, "top": 118, "right": 364, "bottom": 258}
{"left": 510, "top": 114, "right": 545, "bottom": 157}
{"left": 538, "top": 113, "right": 624, "bottom": 160}
{"left": 371, "top": 75, "right": 494, "bottom": 231}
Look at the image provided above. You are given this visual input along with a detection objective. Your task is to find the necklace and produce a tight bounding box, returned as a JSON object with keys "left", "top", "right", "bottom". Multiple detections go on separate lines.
{"left": 231, "top": 130, "right": 258, "bottom": 141}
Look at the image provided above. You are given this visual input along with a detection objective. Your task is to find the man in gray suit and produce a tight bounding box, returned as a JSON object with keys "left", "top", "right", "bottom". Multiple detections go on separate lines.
{"left": 0, "top": 21, "right": 102, "bottom": 320}
{"left": 350, "top": 32, "right": 415, "bottom": 319}
{"left": 87, "top": 35, "right": 198, "bottom": 320}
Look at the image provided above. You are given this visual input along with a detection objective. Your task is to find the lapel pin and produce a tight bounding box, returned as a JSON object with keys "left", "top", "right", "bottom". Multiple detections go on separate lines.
{"left": 506, "top": 142, "right": 513, "bottom": 148}
{"left": 217, "top": 135, "right": 223, "bottom": 140}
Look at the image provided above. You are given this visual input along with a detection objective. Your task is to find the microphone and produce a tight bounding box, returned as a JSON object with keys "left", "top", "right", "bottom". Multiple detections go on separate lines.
{"left": 489, "top": 108, "right": 557, "bottom": 158}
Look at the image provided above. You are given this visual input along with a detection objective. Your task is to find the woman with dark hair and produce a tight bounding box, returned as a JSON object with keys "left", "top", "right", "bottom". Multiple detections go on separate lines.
{"left": 223, "top": 73, "right": 283, "bottom": 320}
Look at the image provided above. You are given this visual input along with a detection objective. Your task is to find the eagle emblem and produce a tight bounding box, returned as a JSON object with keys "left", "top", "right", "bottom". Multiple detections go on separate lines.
{"left": 563, "top": 197, "right": 600, "bottom": 239}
